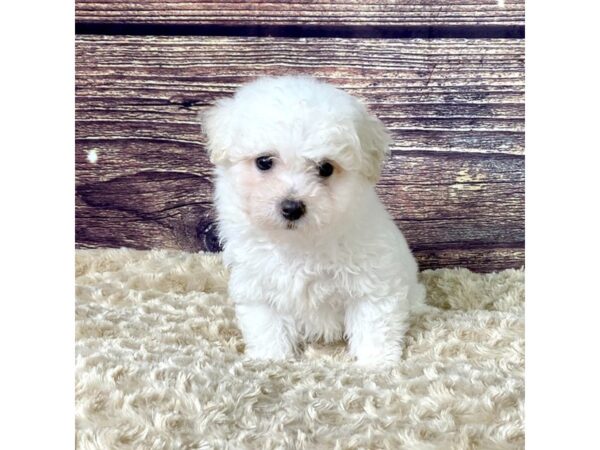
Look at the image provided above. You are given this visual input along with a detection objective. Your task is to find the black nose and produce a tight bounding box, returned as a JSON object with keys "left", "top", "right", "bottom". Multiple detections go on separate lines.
{"left": 280, "top": 199, "right": 306, "bottom": 221}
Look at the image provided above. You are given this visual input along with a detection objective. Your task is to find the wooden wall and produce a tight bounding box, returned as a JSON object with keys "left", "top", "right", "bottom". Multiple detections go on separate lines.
{"left": 75, "top": 1, "right": 525, "bottom": 272}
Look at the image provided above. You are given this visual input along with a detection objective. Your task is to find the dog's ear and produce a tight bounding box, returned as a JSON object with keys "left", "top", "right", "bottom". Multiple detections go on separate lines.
{"left": 354, "top": 106, "right": 392, "bottom": 183}
{"left": 199, "top": 98, "right": 235, "bottom": 165}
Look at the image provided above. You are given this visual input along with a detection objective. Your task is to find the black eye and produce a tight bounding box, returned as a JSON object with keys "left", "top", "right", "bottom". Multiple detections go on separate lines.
{"left": 318, "top": 162, "right": 334, "bottom": 178}
{"left": 256, "top": 156, "right": 273, "bottom": 171}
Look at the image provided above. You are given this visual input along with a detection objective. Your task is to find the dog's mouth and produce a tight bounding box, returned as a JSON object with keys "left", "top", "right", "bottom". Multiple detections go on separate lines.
{"left": 285, "top": 221, "right": 297, "bottom": 230}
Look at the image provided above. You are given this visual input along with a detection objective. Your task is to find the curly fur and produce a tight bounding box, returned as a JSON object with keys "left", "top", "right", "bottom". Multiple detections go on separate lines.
{"left": 75, "top": 249, "right": 525, "bottom": 450}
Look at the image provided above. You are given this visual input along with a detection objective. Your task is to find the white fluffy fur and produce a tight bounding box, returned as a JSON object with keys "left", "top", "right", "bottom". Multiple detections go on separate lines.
{"left": 201, "top": 76, "right": 427, "bottom": 366}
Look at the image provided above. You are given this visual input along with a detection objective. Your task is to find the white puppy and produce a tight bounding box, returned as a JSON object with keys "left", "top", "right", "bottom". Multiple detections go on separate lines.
{"left": 201, "top": 76, "right": 426, "bottom": 366}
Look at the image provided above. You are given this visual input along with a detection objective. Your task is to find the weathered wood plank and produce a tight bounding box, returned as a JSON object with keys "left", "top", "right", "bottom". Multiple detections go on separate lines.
{"left": 380, "top": 152, "right": 523, "bottom": 247}
{"left": 76, "top": 150, "right": 523, "bottom": 252}
{"left": 76, "top": 0, "right": 525, "bottom": 27}
{"left": 416, "top": 247, "right": 524, "bottom": 273}
{"left": 76, "top": 36, "right": 524, "bottom": 156}
{"left": 76, "top": 36, "right": 524, "bottom": 271}
{"left": 76, "top": 194, "right": 218, "bottom": 252}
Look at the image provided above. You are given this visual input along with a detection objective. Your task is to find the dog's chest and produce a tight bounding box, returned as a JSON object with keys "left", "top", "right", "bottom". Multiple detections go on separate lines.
{"left": 228, "top": 247, "right": 359, "bottom": 341}
{"left": 266, "top": 263, "right": 346, "bottom": 341}
{"left": 228, "top": 243, "right": 361, "bottom": 313}
{"left": 266, "top": 262, "right": 344, "bottom": 312}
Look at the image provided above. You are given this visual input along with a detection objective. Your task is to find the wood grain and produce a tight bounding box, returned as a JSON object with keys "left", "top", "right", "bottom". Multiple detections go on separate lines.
{"left": 76, "top": 0, "right": 525, "bottom": 27}
{"left": 416, "top": 247, "right": 524, "bottom": 273}
{"left": 77, "top": 36, "right": 524, "bottom": 156}
{"left": 76, "top": 36, "right": 524, "bottom": 271}
{"left": 76, "top": 151, "right": 523, "bottom": 264}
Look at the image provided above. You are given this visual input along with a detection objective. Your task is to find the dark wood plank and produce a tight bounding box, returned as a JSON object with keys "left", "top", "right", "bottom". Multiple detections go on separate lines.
{"left": 416, "top": 247, "right": 524, "bottom": 273}
{"left": 76, "top": 36, "right": 524, "bottom": 271}
{"left": 76, "top": 36, "right": 524, "bottom": 156}
{"left": 76, "top": 0, "right": 525, "bottom": 27}
{"left": 380, "top": 152, "right": 523, "bottom": 248}
{"left": 76, "top": 150, "right": 523, "bottom": 257}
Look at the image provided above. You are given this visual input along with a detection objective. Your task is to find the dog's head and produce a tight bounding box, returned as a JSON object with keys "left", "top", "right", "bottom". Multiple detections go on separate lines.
{"left": 201, "top": 76, "right": 391, "bottom": 233}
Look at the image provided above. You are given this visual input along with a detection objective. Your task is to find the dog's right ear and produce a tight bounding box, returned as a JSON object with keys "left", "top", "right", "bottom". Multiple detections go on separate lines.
{"left": 199, "top": 98, "right": 235, "bottom": 165}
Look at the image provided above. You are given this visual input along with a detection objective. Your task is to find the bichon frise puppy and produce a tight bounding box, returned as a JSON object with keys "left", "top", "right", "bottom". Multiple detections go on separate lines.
{"left": 201, "top": 76, "right": 426, "bottom": 366}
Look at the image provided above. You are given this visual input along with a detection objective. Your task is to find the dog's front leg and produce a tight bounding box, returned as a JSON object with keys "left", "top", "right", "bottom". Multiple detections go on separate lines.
{"left": 344, "top": 295, "right": 410, "bottom": 367}
{"left": 235, "top": 303, "right": 296, "bottom": 360}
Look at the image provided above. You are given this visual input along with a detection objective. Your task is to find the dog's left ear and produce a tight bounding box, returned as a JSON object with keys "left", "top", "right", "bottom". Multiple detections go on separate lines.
{"left": 354, "top": 105, "right": 392, "bottom": 183}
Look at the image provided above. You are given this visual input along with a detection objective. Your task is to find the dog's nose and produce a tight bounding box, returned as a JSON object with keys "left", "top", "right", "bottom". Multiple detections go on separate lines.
{"left": 280, "top": 199, "right": 306, "bottom": 221}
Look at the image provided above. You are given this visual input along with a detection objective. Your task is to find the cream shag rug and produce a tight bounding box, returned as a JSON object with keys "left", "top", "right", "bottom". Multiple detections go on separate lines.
{"left": 75, "top": 249, "right": 524, "bottom": 450}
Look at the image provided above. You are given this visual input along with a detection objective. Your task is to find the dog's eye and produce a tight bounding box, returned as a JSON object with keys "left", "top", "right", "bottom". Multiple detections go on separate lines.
{"left": 317, "top": 161, "right": 334, "bottom": 178}
{"left": 256, "top": 156, "right": 274, "bottom": 171}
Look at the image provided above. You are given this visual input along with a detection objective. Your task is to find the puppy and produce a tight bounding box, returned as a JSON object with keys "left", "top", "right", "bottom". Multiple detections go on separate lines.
{"left": 201, "top": 76, "right": 426, "bottom": 366}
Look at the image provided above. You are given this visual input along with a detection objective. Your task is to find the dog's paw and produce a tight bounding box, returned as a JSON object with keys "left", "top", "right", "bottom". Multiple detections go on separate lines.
{"left": 243, "top": 344, "right": 294, "bottom": 361}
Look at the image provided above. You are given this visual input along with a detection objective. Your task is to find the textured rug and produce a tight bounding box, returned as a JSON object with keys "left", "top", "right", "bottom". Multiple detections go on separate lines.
{"left": 75, "top": 249, "right": 524, "bottom": 450}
